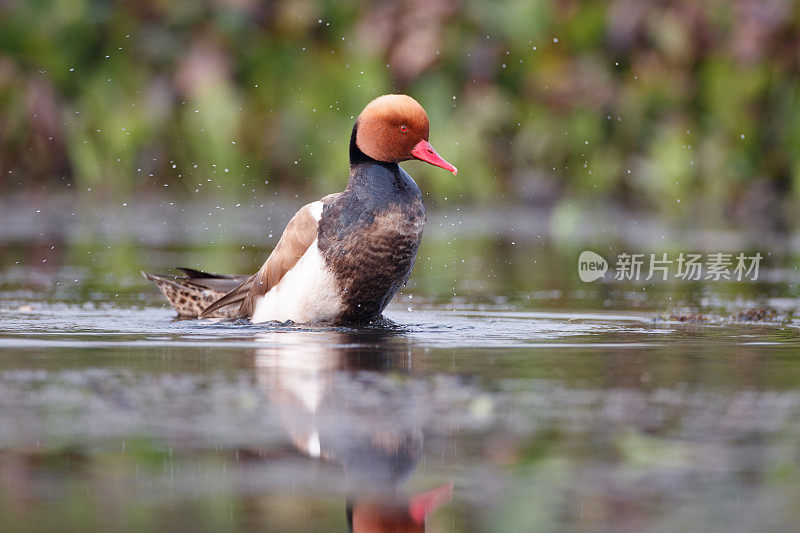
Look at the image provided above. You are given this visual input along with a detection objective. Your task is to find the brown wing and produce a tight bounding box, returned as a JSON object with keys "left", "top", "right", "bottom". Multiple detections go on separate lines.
{"left": 200, "top": 200, "right": 326, "bottom": 319}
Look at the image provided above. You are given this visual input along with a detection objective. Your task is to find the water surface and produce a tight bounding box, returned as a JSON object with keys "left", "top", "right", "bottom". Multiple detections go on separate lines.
{"left": 1, "top": 197, "right": 800, "bottom": 532}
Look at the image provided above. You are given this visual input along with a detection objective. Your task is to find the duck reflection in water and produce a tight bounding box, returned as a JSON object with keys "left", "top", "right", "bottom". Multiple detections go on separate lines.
{"left": 254, "top": 329, "right": 452, "bottom": 532}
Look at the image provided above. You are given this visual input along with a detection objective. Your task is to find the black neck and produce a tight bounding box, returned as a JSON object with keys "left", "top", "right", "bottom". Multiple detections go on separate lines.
{"left": 343, "top": 122, "right": 422, "bottom": 211}
{"left": 349, "top": 122, "right": 374, "bottom": 168}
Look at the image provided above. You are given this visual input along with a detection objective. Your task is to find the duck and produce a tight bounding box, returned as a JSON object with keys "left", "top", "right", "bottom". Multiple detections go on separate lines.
{"left": 253, "top": 330, "right": 453, "bottom": 531}
{"left": 144, "top": 94, "right": 456, "bottom": 324}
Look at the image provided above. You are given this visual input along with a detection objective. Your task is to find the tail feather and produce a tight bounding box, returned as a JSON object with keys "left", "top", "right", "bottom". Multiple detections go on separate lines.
{"left": 174, "top": 268, "right": 239, "bottom": 280}
{"left": 200, "top": 275, "right": 254, "bottom": 318}
{"left": 143, "top": 270, "right": 245, "bottom": 319}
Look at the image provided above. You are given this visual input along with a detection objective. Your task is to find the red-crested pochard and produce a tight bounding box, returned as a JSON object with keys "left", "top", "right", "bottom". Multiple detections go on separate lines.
{"left": 144, "top": 94, "right": 457, "bottom": 323}
{"left": 254, "top": 330, "right": 454, "bottom": 531}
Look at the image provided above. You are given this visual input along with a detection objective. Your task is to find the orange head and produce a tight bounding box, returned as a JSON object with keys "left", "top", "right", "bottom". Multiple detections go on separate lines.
{"left": 348, "top": 483, "right": 454, "bottom": 533}
{"left": 355, "top": 94, "right": 457, "bottom": 174}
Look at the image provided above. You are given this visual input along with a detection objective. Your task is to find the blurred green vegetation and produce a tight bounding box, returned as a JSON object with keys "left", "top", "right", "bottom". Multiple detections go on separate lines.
{"left": 1, "top": 0, "right": 800, "bottom": 223}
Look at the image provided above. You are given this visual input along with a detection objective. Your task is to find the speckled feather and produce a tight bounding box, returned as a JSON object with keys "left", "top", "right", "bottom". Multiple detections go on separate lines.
{"left": 142, "top": 271, "right": 244, "bottom": 319}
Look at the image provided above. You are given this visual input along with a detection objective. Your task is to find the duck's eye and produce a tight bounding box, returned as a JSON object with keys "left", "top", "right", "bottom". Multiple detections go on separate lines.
{"left": 399, "top": 124, "right": 408, "bottom": 132}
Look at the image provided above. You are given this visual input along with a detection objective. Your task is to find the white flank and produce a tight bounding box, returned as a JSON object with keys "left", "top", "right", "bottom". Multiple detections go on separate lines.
{"left": 307, "top": 431, "right": 322, "bottom": 458}
{"left": 253, "top": 344, "right": 330, "bottom": 459}
{"left": 251, "top": 238, "right": 342, "bottom": 323}
{"left": 307, "top": 200, "right": 323, "bottom": 221}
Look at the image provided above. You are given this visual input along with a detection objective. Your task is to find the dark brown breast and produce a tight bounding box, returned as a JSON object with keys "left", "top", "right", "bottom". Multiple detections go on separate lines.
{"left": 318, "top": 164, "right": 425, "bottom": 323}
{"left": 323, "top": 206, "right": 424, "bottom": 323}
